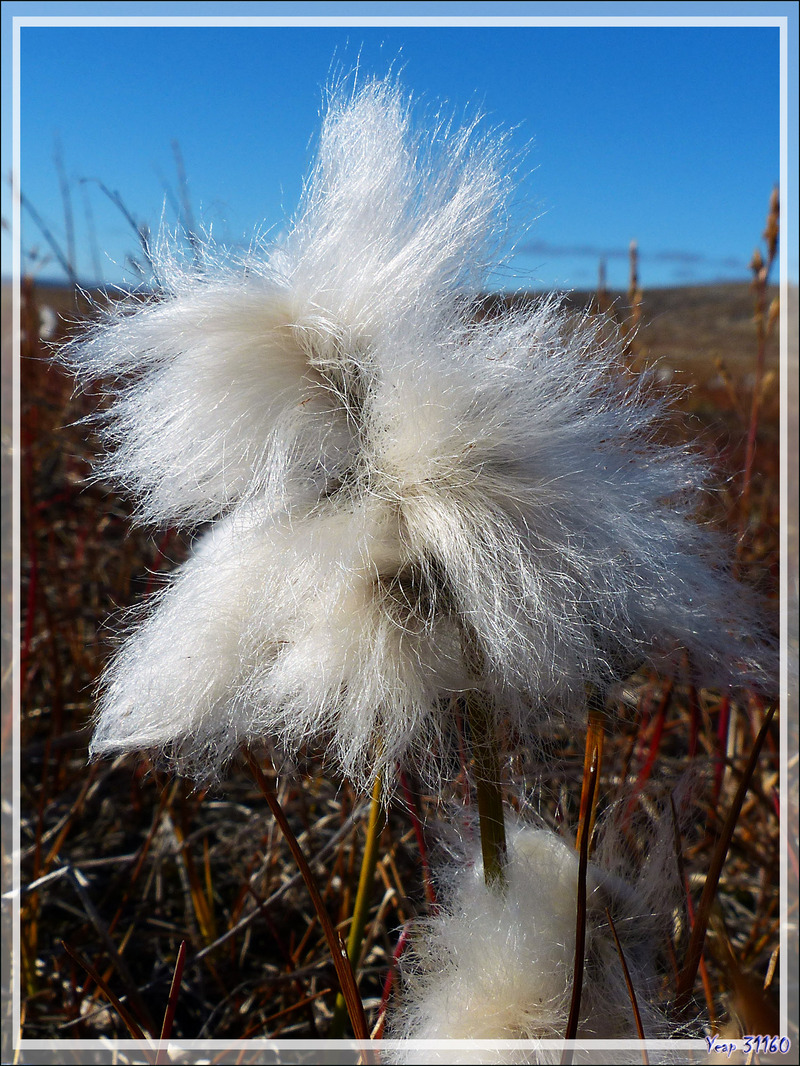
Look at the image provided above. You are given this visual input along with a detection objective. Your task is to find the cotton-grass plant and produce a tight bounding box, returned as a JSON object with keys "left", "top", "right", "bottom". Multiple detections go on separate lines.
{"left": 64, "top": 76, "right": 770, "bottom": 791}
{"left": 61, "top": 73, "right": 774, "bottom": 1044}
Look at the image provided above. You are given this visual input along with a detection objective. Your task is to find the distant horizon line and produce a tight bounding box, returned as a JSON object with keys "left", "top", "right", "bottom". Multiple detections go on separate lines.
{"left": 4, "top": 273, "right": 784, "bottom": 295}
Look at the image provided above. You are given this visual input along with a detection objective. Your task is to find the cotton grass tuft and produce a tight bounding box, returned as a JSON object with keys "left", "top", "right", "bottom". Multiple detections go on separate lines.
{"left": 63, "top": 77, "right": 508, "bottom": 527}
{"left": 66, "top": 75, "right": 774, "bottom": 787}
{"left": 385, "top": 816, "right": 686, "bottom": 1062}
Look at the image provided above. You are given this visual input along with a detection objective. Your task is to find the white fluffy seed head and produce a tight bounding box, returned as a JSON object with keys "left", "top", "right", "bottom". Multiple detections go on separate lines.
{"left": 354, "top": 305, "right": 774, "bottom": 722}
{"left": 68, "top": 75, "right": 774, "bottom": 786}
{"left": 276, "top": 77, "right": 511, "bottom": 330}
{"left": 384, "top": 816, "right": 689, "bottom": 1063}
{"left": 62, "top": 266, "right": 364, "bottom": 524}
{"left": 61, "top": 76, "right": 509, "bottom": 528}
{"left": 89, "top": 494, "right": 471, "bottom": 784}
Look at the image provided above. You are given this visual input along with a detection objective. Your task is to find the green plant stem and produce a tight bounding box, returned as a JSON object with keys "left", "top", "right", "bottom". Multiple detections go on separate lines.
{"left": 468, "top": 691, "right": 507, "bottom": 888}
{"left": 330, "top": 770, "right": 385, "bottom": 1038}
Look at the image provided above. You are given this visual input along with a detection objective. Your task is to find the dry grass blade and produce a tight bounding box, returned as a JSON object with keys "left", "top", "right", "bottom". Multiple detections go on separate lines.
{"left": 668, "top": 793, "right": 690, "bottom": 962}
{"left": 61, "top": 939, "right": 149, "bottom": 1040}
{"left": 707, "top": 913, "right": 780, "bottom": 1039}
{"left": 171, "top": 806, "right": 218, "bottom": 945}
{"left": 157, "top": 939, "right": 187, "bottom": 1052}
{"left": 19, "top": 191, "right": 78, "bottom": 285}
{"left": 625, "top": 680, "right": 673, "bottom": 826}
{"left": 371, "top": 922, "right": 412, "bottom": 1040}
{"left": 738, "top": 187, "right": 779, "bottom": 550}
{"left": 64, "top": 864, "right": 157, "bottom": 1035}
{"left": 675, "top": 702, "right": 777, "bottom": 1014}
{"left": 606, "top": 906, "right": 648, "bottom": 1061}
{"left": 576, "top": 703, "right": 605, "bottom": 855}
{"left": 624, "top": 239, "right": 644, "bottom": 363}
{"left": 562, "top": 731, "right": 601, "bottom": 1057}
{"left": 399, "top": 771, "right": 437, "bottom": 909}
{"left": 331, "top": 771, "right": 385, "bottom": 1037}
{"left": 245, "top": 753, "right": 371, "bottom": 1043}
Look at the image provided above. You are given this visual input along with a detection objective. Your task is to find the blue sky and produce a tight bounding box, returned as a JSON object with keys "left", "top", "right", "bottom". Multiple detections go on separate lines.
{"left": 3, "top": 3, "right": 797, "bottom": 291}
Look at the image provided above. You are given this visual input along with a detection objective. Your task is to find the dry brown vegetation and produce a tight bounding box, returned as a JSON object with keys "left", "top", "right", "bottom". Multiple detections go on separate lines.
{"left": 8, "top": 224, "right": 785, "bottom": 1058}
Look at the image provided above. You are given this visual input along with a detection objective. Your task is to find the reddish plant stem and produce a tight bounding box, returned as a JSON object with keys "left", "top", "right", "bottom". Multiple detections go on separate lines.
{"left": 246, "top": 754, "right": 370, "bottom": 1043}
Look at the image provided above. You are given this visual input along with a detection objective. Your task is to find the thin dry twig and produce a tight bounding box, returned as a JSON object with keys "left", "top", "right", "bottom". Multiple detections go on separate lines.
{"left": 675, "top": 703, "right": 777, "bottom": 1014}
{"left": 606, "top": 907, "right": 648, "bottom": 1061}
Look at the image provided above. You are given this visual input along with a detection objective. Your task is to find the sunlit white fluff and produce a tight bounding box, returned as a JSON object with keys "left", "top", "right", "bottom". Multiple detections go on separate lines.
{"left": 89, "top": 295, "right": 771, "bottom": 784}
{"left": 72, "top": 74, "right": 773, "bottom": 784}
{"left": 90, "top": 491, "right": 470, "bottom": 783}
{"left": 385, "top": 817, "right": 682, "bottom": 1063}
{"left": 68, "top": 279, "right": 358, "bottom": 523}
{"left": 63, "top": 77, "right": 508, "bottom": 526}
{"left": 358, "top": 307, "right": 772, "bottom": 722}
